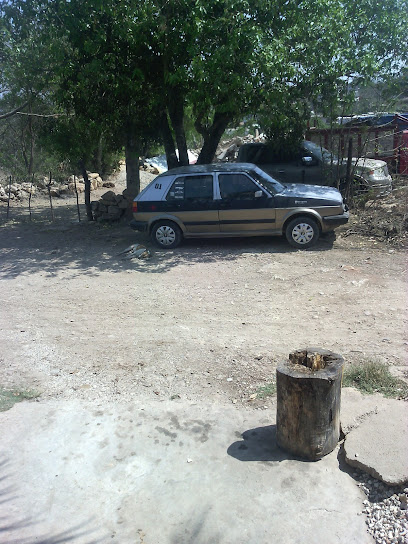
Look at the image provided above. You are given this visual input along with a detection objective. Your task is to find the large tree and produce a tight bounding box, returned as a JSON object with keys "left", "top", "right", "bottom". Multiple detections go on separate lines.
{"left": 2, "top": 0, "right": 407, "bottom": 194}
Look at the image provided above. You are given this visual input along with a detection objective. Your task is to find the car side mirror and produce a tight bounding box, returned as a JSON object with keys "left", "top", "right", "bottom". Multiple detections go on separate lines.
{"left": 255, "top": 190, "right": 264, "bottom": 198}
{"left": 302, "top": 156, "right": 317, "bottom": 166}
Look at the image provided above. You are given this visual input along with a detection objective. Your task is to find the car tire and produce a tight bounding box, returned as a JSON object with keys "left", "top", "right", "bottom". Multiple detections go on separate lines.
{"left": 285, "top": 216, "right": 319, "bottom": 249}
{"left": 151, "top": 220, "right": 182, "bottom": 249}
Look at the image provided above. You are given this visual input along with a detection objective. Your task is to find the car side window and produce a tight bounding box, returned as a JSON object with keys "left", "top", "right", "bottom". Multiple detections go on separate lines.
{"left": 219, "top": 173, "right": 262, "bottom": 200}
{"left": 166, "top": 175, "right": 213, "bottom": 202}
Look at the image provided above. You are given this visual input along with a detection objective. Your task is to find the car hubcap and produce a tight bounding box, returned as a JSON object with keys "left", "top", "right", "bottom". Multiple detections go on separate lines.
{"left": 156, "top": 225, "right": 176, "bottom": 246}
{"left": 292, "top": 223, "right": 314, "bottom": 244}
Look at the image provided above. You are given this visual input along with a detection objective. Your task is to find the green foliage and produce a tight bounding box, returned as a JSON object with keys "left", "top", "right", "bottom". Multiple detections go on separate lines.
{"left": 343, "top": 361, "right": 408, "bottom": 399}
{"left": 0, "top": 387, "right": 39, "bottom": 412}
{"left": 259, "top": 99, "right": 309, "bottom": 161}
{"left": 1, "top": 0, "right": 407, "bottom": 173}
{"left": 257, "top": 382, "right": 277, "bottom": 399}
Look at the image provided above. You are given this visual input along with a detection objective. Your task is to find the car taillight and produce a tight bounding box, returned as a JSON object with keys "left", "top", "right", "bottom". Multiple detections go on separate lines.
{"left": 132, "top": 202, "right": 138, "bottom": 213}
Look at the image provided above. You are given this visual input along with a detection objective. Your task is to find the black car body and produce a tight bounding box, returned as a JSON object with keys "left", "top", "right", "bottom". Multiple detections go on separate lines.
{"left": 131, "top": 163, "right": 349, "bottom": 249}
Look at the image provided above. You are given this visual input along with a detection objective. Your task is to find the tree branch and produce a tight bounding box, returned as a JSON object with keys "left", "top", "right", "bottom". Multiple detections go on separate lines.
{"left": 14, "top": 112, "right": 71, "bottom": 118}
{"left": 0, "top": 101, "right": 29, "bottom": 120}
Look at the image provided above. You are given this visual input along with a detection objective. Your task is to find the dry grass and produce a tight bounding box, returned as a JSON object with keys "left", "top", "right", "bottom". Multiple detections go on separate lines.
{"left": 343, "top": 361, "right": 408, "bottom": 399}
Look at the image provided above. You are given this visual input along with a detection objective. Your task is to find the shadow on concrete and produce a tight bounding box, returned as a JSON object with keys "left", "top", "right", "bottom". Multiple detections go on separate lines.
{"left": 169, "top": 508, "right": 221, "bottom": 544}
{"left": 0, "top": 214, "right": 336, "bottom": 280}
{"left": 0, "top": 457, "right": 106, "bottom": 544}
{"left": 336, "top": 442, "right": 400, "bottom": 502}
{"left": 227, "top": 425, "right": 305, "bottom": 462}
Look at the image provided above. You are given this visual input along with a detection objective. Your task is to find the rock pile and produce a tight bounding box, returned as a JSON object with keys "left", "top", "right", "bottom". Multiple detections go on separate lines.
{"left": 0, "top": 172, "right": 114, "bottom": 202}
{"left": 0, "top": 182, "right": 37, "bottom": 202}
{"left": 139, "top": 162, "right": 160, "bottom": 175}
{"left": 91, "top": 190, "right": 131, "bottom": 222}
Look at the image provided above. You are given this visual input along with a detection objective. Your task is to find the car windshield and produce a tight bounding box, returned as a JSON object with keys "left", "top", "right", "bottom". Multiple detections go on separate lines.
{"left": 250, "top": 166, "right": 285, "bottom": 194}
{"left": 302, "top": 141, "right": 337, "bottom": 162}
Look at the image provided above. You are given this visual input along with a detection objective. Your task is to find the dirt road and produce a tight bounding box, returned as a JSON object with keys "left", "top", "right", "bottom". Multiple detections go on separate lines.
{"left": 0, "top": 180, "right": 406, "bottom": 407}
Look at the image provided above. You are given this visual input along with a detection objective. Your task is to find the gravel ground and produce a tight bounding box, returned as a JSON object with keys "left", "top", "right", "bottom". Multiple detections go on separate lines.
{"left": 355, "top": 469, "right": 408, "bottom": 544}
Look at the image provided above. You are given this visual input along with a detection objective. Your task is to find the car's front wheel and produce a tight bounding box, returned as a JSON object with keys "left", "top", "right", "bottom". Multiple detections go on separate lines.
{"left": 151, "top": 220, "right": 182, "bottom": 249}
{"left": 285, "top": 216, "right": 319, "bottom": 249}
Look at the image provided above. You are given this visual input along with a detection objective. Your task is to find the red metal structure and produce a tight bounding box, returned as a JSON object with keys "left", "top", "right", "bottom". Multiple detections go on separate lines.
{"left": 399, "top": 131, "right": 408, "bottom": 175}
{"left": 306, "top": 114, "right": 408, "bottom": 174}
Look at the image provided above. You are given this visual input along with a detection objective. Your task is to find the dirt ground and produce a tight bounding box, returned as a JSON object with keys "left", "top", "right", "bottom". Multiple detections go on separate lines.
{"left": 0, "top": 168, "right": 407, "bottom": 409}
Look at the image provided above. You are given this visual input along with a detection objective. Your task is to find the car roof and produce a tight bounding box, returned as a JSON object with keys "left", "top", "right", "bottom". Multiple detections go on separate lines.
{"left": 156, "top": 163, "right": 257, "bottom": 178}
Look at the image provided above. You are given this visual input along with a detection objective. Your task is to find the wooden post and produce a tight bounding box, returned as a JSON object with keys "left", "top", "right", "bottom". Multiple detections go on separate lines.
{"left": 344, "top": 138, "right": 353, "bottom": 200}
{"left": 7, "top": 175, "right": 11, "bottom": 219}
{"left": 28, "top": 173, "right": 34, "bottom": 221}
{"left": 74, "top": 175, "right": 81, "bottom": 222}
{"left": 276, "top": 348, "right": 344, "bottom": 461}
{"left": 47, "top": 171, "right": 55, "bottom": 222}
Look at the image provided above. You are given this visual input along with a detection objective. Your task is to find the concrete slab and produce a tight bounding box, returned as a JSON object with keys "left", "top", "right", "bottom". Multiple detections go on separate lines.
{"left": 0, "top": 399, "right": 372, "bottom": 544}
{"left": 341, "top": 387, "right": 395, "bottom": 435}
{"left": 344, "top": 401, "right": 408, "bottom": 486}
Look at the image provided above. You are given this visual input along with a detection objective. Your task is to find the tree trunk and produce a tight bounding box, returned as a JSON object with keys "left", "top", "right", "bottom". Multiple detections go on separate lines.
{"left": 96, "top": 133, "right": 103, "bottom": 175}
{"left": 276, "top": 348, "right": 344, "bottom": 460}
{"left": 160, "top": 112, "right": 180, "bottom": 170}
{"left": 344, "top": 137, "right": 353, "bottom": 199}
{"left": 28, "top": 105, "right": 34, "bottom": 178}
{"left": 124, "top": 124, "right": 141, "bottom": 200}
{"left": 168, "top": 95, "right": 189, "bottom": 166}
{"left": 196, "top": 112, "right": 231, "bottom": 164}
{"left": 79, "top": 159, "right": 93, "bottom": 221}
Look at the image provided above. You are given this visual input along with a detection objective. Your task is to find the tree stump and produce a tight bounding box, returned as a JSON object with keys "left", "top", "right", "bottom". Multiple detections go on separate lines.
{"left": 276, "top": 348, "right": 344, "bottom": 460}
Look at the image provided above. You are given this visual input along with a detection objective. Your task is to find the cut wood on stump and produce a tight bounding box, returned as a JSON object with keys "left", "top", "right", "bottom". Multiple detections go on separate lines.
{"left": 276, "top": 347, "right": 344, "bottom": 461}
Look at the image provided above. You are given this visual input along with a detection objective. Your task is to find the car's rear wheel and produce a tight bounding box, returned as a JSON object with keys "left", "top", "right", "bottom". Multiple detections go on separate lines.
{"left": 285, "top": 216, "right": 319, "bottom": 249}
{"left": 151, "top": 220, "right": 182, "bottom": 249}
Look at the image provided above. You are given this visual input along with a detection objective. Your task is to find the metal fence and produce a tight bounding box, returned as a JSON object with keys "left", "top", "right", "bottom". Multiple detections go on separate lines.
{"left": 306, "top": 115, "right": 408, "bottom": 173}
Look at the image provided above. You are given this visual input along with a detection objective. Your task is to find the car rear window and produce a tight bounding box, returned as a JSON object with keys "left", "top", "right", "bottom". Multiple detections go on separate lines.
{"left": 166, "top": 175, "right": 213, "bottom": 202}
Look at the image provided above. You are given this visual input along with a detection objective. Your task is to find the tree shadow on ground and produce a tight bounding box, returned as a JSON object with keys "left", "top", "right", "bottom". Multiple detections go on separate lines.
{"left": 0, "top": 456, "right": 107, "bottom": 544}
{"left": 169, "top": 508, "right": 221, "bottom": 544}
{"left": 0, "top": 210, "right": 336, "bottom": 280}
{"left": 227, "top": 425, "right": 310, "bottom": 463}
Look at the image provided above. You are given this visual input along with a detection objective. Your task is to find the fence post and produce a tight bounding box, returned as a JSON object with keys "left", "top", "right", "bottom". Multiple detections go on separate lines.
{"left": 6, "top": 176, "right": 11, "bottom": 219}
{"left": 74, "top": 175, "right": 81, "bottom": 222}
{"left": 47, "top": 171, "right": 55, "bottom": 222}
{"left": 28, "top": 173, "right": 34, "bottom": 221}
{"left": 344, "top": 138, "right": 353, "bottom": 199}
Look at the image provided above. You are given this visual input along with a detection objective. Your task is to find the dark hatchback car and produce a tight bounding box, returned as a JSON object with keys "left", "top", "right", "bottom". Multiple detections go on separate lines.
{"left": 131, "top": 163, "right": 349, "bottom": 249}
{"left": 237, "top": 140, "right": 392, "bottom": 192}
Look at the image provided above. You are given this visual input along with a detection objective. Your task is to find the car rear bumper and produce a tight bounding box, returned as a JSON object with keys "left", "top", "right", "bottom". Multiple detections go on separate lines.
{"left": 368, "top": 183, "right": 392, "bottom": 195}
{"left": 322, "top": 212, "right": 349, "bottom": 230}
{"left": 130, "top": 219, "right": 148, "bottom": 232}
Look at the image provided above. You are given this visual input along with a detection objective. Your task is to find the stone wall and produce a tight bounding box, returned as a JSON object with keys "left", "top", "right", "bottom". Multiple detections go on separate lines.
{"left": 91, "top": 190, "right": 131, "bottom": 222}
{"left": 0, "top": 172, "right": 114, "bottom": 202}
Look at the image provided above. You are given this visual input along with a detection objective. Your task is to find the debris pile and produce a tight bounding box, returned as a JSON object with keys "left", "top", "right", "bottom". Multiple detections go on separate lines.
{"left": 345, "top": 181, "right": 408, "bottom": 246}
{"left": 215, "top": 132, "right": 265, "bottom": 162}
{"left": 118, "top": 244, "right": 151, "bottom": 260}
